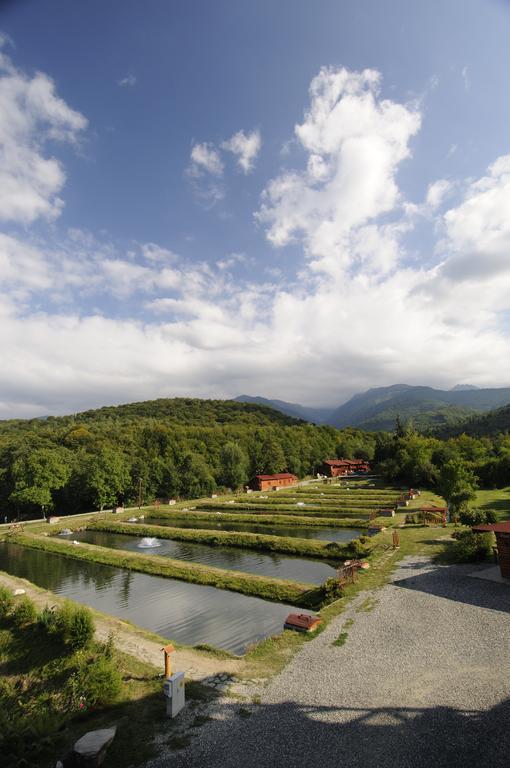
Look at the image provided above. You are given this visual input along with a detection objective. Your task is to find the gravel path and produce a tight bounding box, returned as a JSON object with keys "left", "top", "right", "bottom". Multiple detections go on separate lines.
{"left": 155, "top": 555, "right": 510, "bottom": 768}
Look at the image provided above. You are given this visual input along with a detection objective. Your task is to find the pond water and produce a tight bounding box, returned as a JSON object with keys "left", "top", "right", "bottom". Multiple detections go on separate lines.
{"left": 140, "top": 517, "right": 363, "bottom": 543}
{"left": 0, "top": 542, "right": 295, "bottom": 654}
{"left": 68, "top": 530, "right": 337, "bottom": 585}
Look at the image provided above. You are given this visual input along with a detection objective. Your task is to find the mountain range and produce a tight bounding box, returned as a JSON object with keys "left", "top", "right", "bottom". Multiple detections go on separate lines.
{"left": 236, "top": 384, "right": 510, "bottom": 432}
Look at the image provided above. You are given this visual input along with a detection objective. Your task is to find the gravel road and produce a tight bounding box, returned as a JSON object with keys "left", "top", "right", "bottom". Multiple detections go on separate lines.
{"left": 156, "top": 555, "right": 510, "bottom": 768}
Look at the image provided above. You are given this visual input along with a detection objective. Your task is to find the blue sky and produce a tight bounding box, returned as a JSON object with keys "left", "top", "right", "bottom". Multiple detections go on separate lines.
{"left": 1, "top": 0, "right": 510, "bottom": 416}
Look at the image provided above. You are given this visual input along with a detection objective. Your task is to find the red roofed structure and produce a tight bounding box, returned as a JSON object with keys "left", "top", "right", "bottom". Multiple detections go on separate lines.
{"left": 249, "top": 473, "right": 298, "bottom": 492}
{"left": 320, "top": 458, "right": 370, "bottom": 477}
{"left": 472, "top": 521, "right": 510, "bottom": 579}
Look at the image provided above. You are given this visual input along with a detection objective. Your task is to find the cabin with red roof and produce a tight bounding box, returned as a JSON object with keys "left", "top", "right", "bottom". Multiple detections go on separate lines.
{"left": 320, "top": 458, "right": 370, "bottom": 477}
{"left": 248, "top": 473, "right": 298, "bottom": 491}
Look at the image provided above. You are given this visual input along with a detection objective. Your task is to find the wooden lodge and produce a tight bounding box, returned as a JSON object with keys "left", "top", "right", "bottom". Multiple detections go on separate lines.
{"left": 472, "top": 521, "right": 510, "bottom": 579}
{"left": 320, "top": 458, "right": 371, "bottom": 477}
{"left": 248, "top": 473, "right": 298, "bottom": 492}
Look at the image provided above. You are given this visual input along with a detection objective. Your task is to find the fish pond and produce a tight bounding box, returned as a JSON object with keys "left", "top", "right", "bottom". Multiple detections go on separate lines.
{"left": 66, "top": 530, "right": 338, "bottom": 584}
{"left": 138, "top": 517, "right": 364, "bottom": 543}
{"left": 0, "top": 541, "right": 295, "bottom": 654}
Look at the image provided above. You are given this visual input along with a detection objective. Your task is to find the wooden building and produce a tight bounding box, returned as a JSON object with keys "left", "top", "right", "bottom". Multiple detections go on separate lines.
{"left": 320, "top": 458, "right": 371, "bottom": 477}
{"left": 472, "top": 521, "right": 510, "bottom": 579}
{"left": 249, "top": 473, "right": 298, "bottom": 492}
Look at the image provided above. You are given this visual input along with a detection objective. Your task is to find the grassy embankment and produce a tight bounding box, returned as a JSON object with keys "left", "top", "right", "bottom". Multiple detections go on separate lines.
{"left": 144, "top": 509, "right": 369, "bottom": 528}
{"left": 473, "top": 486, "right": 510, "bottom": 521}
{"left": 87, "top": 520, "right": 373, "bottom": 561}
{"left": 7, "top": 532, "right": 323, "bottom": 608}
{"left": 0, "top": 592, "right": 217, "bottom": 768}
{"left": 194, "top": 502, "right": 373, "bottom": 518}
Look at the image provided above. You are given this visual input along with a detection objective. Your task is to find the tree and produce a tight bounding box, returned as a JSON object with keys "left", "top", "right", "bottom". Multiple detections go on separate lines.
{"left": 438, "top": 459, "right": 478, "bottom": 521}
{"left": 9, "top": 448, "right": 71, "bottom": 517}
{"left": 82, "top": 447, "right": 130, "bottom": 510}
{"left": 179, "top": 452, "right": 216, "bottom": 498}
{"left": 219, "top": 442, "right": 248, "bottom": 489}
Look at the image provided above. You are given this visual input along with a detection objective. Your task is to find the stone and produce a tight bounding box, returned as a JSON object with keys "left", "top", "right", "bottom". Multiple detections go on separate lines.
{"left": 13, "top": 588, "right": 26, "bottom": 596}
{"left": 73, "top": 726, "right": 117, "bottom": 767}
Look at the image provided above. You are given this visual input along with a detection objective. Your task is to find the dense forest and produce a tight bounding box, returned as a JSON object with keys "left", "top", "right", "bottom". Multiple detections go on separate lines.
{"left": 0, "top": 397, "right": 509, "bottom": 522}
{"left": 0, "top": 399, "right": 376, "bottom": 521}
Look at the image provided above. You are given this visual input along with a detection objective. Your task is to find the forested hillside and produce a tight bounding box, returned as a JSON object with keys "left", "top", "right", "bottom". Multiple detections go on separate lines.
{"left": 0, "top": 398, "right": 376, "bottom": 521}
{"left": 435, "top": 404, "right": 510, "bottom": 438}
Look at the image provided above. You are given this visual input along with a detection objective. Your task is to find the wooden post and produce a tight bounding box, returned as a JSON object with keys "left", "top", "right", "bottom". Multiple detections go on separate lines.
{"left": 392, "top": 530, "right": 400, "bottom": 549}
{"left": 162, "top": 643, "right": 175, "bottom": 678}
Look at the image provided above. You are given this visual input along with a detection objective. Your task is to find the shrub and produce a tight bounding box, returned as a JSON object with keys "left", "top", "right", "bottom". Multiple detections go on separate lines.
{"left": 451, "top": 530, "right": 494, "bottom": 562}
{"left": 51, "top": 601, "right": 95, "bottom": 649}
{"left": 0, "top": 584, "right": 14, "bottom": 618}
{"left": 12, "top": 596, "right": 37, "bottom": 627}
{"left": 458, "top": 508, "right": 497, "bottom": 526}
{"left": 321, "top": 577, "right": 343, "bottom": 600}
{"left": 67, "top": 654, "right": 122, "bottom": 710}
{"left": 37, "top": 605, "right": 59, "bottom": 634}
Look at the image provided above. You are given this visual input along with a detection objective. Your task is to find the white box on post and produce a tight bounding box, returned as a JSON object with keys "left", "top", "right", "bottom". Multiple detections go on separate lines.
{"left": 163, "top": 671, "right": 185, "bottom": 718}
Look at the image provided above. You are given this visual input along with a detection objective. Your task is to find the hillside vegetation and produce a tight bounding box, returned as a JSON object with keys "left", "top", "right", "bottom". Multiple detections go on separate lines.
{"left": 0, "top": 398, "right": 376, "bottom": 521}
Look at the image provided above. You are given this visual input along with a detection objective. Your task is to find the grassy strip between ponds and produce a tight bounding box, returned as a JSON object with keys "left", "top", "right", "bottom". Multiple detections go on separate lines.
{"left": 195, "top": 502, "right": 373, "bottom": 517}
{"left": 235, "top": 498, "right": 385, "bottom": 509}
{"left": 7, "top": 532, "right": 323, "bottom": 608}
{"left": 147, "top": 510, "right": 369, "bottom": 528}
{"left": 87, "top": 520, "right": 373, "bottom": 561}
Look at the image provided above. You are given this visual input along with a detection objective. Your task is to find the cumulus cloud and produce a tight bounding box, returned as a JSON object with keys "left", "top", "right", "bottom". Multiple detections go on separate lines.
{"left": 221, "top": 129, "right": 261, "bottom": 173}
{"left": 0, "top": 41, "right": 87, "bottom": 224}
{"left": 256, "top": 67, "right": 421, "bottom": 277}
{"left": 3, "top": 56, "right": 510, "bottom": 418}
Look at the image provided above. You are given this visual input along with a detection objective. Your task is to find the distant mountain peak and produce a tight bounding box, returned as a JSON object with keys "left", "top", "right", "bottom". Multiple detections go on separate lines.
{"left": 450, "top": 384, "right": 479, "bottom": 391}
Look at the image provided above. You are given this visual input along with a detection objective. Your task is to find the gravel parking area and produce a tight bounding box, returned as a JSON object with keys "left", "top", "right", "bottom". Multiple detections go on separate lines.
{"left": 154, "top": 555, "right": 510, "bottom": 768}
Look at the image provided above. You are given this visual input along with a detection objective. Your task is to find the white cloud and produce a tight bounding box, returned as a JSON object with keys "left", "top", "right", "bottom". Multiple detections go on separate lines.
{"left": 426, "top": 179, "right": 453, "bottom": 209}
{"left": 221, "top": 129, "right": 261, "bottom": 173}
{"left": 189, "top": 142, "right": 224, "bottom": 177}
{"left": 256, "top": 67, "right": 421, "bottom": 277}
{"left": 461, "top": 66, "right": 470, "bottom": 91}
{"left": 118, "top": 74, "right": 137, "bottom": 87}
{"left": 0, "top": 41, "right": 87, "bottom": 224}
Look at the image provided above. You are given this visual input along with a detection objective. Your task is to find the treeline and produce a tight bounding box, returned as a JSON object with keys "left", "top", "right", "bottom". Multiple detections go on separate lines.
{"left": 0, "top": 398, "right": 377, "bottom": 521}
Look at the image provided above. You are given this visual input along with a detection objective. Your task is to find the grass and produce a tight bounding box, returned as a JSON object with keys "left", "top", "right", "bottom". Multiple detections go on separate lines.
{"left": 194, "top": 502, "right": 373, "bottom": 518}
{"left": 473, "top": 487, "right": 510, "bottom": 521}
{"left": 8, "top": 532, "right": 324, "bottom": 608}
{"left": 332, "top": 618, "right": 354, "bottom": 647}
{"left": 0, "top": 609, "right": 174, "bottom": 768}
{"left": 87, "top": 520, "right": 373, "bottom": 561}
{"left": 147, "top": 510, "right": 369, "bottom": 528}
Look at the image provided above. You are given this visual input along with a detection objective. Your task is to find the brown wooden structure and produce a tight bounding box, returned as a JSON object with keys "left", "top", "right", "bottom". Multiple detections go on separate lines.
{"left": 320, "top": 458, "right": 371, "bottom": 477}
{"left": 248, "top": 473, "right": 298, "bottom": 492}
{"left": 472, "top": 521, "right": 510, "bottom": 579}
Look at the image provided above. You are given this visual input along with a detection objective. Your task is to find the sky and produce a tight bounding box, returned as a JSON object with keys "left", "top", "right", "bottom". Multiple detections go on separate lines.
{"left": 1, "top": 0, "right": 510, "bottom": 417}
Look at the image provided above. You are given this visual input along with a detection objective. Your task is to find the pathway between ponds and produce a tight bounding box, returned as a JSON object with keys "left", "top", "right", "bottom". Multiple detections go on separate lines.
{"left": 157, "top": 555, "right": 510, "bottom": 768}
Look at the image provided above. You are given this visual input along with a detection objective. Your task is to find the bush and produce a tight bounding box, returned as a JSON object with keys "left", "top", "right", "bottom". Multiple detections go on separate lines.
{"left": 12, "top": 596, "right": 37, "bottom": 627}
{"left": 37, "top": 605, "right": 59, "bottom": 635}
{"left": 321, "top": 577, "right": 343, "bottom": 600}
{"left": 451, "top": 530, "right": 494, "bottom": 562}
{"left": 52, "top": 601, "right": 95, "bottom": 649}
{"left": 0, "top": 585, "right": 14, "bottom": 618}
{"left": 458, "top": 508, "right": 497, "bottom": 526}
{"left": 67, "top": 654, "right": 122, "bottom": 710}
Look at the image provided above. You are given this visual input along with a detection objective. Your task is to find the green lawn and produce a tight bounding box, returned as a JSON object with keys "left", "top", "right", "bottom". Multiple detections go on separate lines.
{"left": 473, "top": 486, "right": 510, "bottom": 521}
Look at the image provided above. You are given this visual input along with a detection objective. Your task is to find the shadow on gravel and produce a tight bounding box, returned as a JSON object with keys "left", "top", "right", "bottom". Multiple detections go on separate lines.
{"left": 392, "top": 563, "right": 510, "bottom": 614}
{"left": 179, "top": 696, "right": 510, "bottom": 768}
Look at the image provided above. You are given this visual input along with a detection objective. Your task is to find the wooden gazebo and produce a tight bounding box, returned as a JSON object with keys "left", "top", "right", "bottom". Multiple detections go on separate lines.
{"left": 472, "top": 521, "right": 510, "bottom": 579}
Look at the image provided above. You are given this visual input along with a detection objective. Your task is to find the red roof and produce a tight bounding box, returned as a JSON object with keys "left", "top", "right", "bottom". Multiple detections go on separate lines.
{"left": 284, "top": 613, "right": 322, "bottom": 630}
{"left": 472, "top": 522, "right": 510, "bottom": 533}
{"left": 255, "top": 473, "right": 297, "bottom": 480}
{"left": 323, "top": 459, "right": 351, "bottom": 466}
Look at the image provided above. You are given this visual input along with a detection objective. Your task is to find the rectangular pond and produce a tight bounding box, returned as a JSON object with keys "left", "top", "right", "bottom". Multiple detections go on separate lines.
{"left": 140, "top": 517, "right": 364, "bottom": 543}
{"left": 0, "top": 541, "right": 295, "bottom": 654}
{"left": 67, "top": 530, "right": 338, "bottom": 585}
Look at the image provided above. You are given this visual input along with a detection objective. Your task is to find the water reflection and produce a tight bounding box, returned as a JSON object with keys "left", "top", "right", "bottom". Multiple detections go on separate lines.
{"left": 72, "top": 530, "right": 337, "bottom": 585}
{"left": 0, "top": 542, "right": 295, "bottom": 654}
{"left": 143, "top": 518, "right": 363, "bottom": 543}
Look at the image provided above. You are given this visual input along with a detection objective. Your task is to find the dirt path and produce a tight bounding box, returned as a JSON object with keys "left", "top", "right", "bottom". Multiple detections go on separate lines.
{"left": 0, "top": 572, "right": 242, "bottom": 681}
